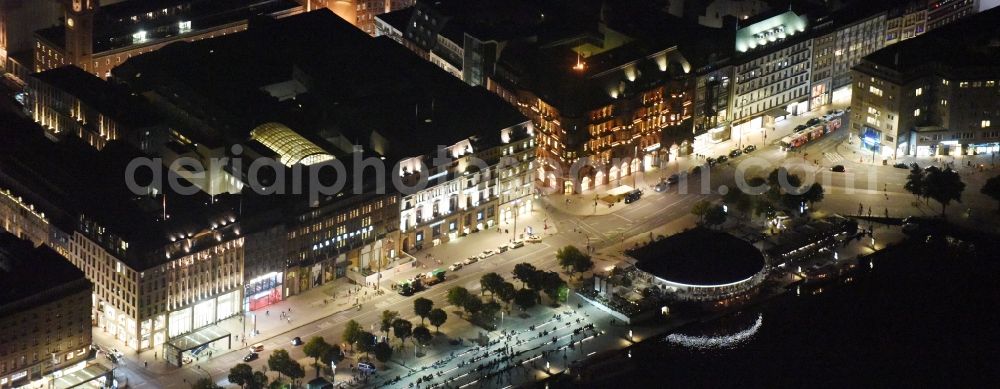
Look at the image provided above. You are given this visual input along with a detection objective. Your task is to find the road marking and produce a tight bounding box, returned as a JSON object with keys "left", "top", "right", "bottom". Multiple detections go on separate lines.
{"left": 824, "top": 152, "right": 844, "bottom": 163}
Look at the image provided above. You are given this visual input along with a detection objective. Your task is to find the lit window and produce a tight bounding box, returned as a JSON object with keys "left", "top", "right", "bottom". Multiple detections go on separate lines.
{"left": 983, "top": 120, "right": 991, "bottom": 128}
{"left": 941, "top": 79, "right": 950, "bottom": 86}
{"left": 869, "top": 86, "right": 883, "bottom": 96}
{"left": 915, "top": 87, "right": 922, "bottom": 96}
{"left": 988, "top": 81, "right": 996, "bottom": 87}
{"left": 960, "top": 81, "right": 969, "bottom": 88}
{"left": 913, "top": 108, "right": 920, "bottom": 117}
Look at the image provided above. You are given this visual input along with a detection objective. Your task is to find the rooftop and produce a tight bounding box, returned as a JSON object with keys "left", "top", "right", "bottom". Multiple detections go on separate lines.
{"left": 30, "top": 66, "right": 159, "bottom": 128}
{"left": 113, "top": 9, "right": 527, "bottom": 161}
{"left": 861, "top": 6, "right": 1000, "bottom": 76}
{"left": 0, "top": 232, "right": 89, "bottom": 312}
{"left": 0, "top": 112, "right": 241, "bottom": 271}
{"left": 35, "top": 0, "right": 300, "bottom": 55}
{"left": 628, "top": 228, "right": 765, "bottom": 286}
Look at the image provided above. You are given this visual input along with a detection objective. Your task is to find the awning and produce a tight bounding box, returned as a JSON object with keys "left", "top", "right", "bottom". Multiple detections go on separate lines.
{"left": 763, "top": 107, "right": 791, "bottom": 118}
{"left": 51, "top": 364, "right": 113, "bottom": 389}
{"left": 166, "top": 325, "right": 230, "bottom": 352}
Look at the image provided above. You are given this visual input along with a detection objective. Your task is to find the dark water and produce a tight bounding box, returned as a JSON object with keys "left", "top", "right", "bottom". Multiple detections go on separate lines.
{"left": 549, "top": 236, "right": 1000, "bottom": 388}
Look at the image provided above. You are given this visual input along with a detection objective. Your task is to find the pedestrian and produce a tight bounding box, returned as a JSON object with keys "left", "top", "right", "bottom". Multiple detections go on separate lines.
{"left": 144, "top": 360, "right": 147, "bottom": 368}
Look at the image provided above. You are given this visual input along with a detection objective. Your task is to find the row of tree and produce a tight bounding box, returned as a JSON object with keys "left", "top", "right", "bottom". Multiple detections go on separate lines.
{"left": 555, "top": 245, "right": 594, "bottom": 279}
{"left": 223, "top": 347, "right": 314, "bottom": 389}
{"left": 905, "top": 164, "right": 966, "bottom": 216}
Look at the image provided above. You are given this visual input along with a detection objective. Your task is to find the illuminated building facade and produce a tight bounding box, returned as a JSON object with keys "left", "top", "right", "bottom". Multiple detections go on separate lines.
{"left": 851, "top": 7, "right": 1000, "bottom": 158}
{"left": 25, "top": 65, "right": 164, "bottom": 151}
{"left": 0, "top": 233, "right": 92, "bottom": 389}
{"left": 809, "top": 7, "right": 887, "bottom": 109}
{"left": 491, "top": 30, "right": 692, "bottom": 194}
{"left": 33, "top": 0, "right": 302, "bottom": 78}
{"left": 398, "top": 125, "right": 534, "bottom": 251}
{"left": 322, "top": 0, "right": 414, "bottom": 36}
{"left": 885, "top": 0, "right": 928, "bottom": 45}
{"left": 926, "top": 0, "right": 978, "bottom": 30}
{"left": 0, "top": 117, "right": 246, "bottom": 352}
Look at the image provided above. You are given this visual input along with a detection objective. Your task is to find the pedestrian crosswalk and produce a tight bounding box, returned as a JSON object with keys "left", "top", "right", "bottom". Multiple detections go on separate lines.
{"left": 824, "top": 152, "right": 844, "bottom": 163}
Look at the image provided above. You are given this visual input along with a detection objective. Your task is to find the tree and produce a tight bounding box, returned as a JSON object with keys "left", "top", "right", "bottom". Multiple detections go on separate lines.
{"left": 690, "top": 199, "right": 712, "bottom": 222}
{"left": 413, "top": 297, "right": 434, "bottom": 324}
{"left": 391, "top": 318, "right": 412, "bottom": 351}
{"left": 267, "top": 349, "right": 296, "bottom": 381}
{"left": 379, "top": 310, "right": 399, "bottom": 340}
{"left": 412, "top": 325, "right": 433, "bottom": 346}
{"left": 704, "top": 204, "right": 727, "bottom": 229}
{"left": 342, "top": 320, "right": 362, "bottom": 351}
{"left": 228, "top": 364, "right": 254, "bottom": 388}
{"left": 904, "top": 164, "right": 927, "bottom": 202}
{"left": 512, "top": 263, "right": 538, "bottom": 289}
{"left": 479, "top": 272, "right": 505, "bottom": 299}
{"left": 446, "top": 286, "right": 471, "bottom": 308}
{"left": 480, "top": 301, "right": 502, "bottom": 323}
{"left": 540, "top": 271, "right": 565, "bottom": 303}
{"left": 982, "top": 174, "right": 1000, "bottom": 212}
{"left": 803, "top": 183, "right": 825, "bottom": 206}
{"left": 496, "top": 282, "right": 516, "bottom": 309}
{"left": 303, "top": 337, "right": 331, "bottom": 378}
{"left": 249, "top": 371, "right": 268, "bottom": 389}
{"left": 923, "top": 167, "right": 965, "bottom": 217}
{"left": 320, "top": 344, "right": 343, "bottom": 371}
{"left": 373, "top": 341, "right": 393, "bottom": 363}
{"left": 428, "top": 308, "right": 448, "bottom": 333}
{"left": 514, "top": 288, "right": 538, "bottom": 310}
{"left": 192, "top": 378, "right": 222, "bottom": 389}
{"left": 284, "top": 360, "right": 305, "bottom": 387}
{"left": 556, "top": 245, "right": 592, "bottom": 279}
{"left": 463, "top": 296, "right": 483, "bottom": 316}
{"left": 356, "top": 331, "right": 377, "bottom": 358}
{"left": 572, "top": 254, "right": 594, "bottom": 277}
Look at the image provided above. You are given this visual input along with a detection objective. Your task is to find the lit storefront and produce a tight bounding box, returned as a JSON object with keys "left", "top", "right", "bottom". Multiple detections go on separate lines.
{"left": 244, "top": 272, "right": 283, "bottom": 311}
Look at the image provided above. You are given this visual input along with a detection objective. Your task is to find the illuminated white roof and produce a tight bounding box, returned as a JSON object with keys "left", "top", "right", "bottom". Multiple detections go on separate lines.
{"left": 250, "top": 122, "right": 334, "bottom": 167}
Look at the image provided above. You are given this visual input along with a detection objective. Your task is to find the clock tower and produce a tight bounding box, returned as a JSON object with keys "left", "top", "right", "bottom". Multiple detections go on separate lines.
{"left": 63, "top": 0, "right": 97, "bottom": 71}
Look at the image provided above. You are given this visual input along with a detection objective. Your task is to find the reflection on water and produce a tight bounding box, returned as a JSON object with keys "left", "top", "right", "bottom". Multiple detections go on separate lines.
{"left": 548, "top": 235, "right": 1000, "bottom": 388}
{"left": 665, "top": 313, "right": 763, "bottom": 350}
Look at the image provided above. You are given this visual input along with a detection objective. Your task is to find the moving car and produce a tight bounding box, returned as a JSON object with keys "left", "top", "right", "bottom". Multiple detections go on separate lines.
{"left": 743, "top": 145, "right": 757, "bottom": 154}
{"left": 653, "top": 181, "right": 668, "bottom": 192}
{"left": 666, "top": 174, "right": 680, "bottom": 185}
{"left": 830, "top": 165, "right": 845, "bottom": 172}
{"left": 448, "top": 262, "right": 463, "bottom": 271}
{"left": 479, "top": 250, "right": 495, "bottom": 259}
{"left": 893, "top": 163, "right": 909, "bottom": 169}
{"left": 463, "top": 256, "right": 479, "bottom": 265}
{"left": 526, "top": 235, "right": 542, "bottom": 243}
{"left": 250, "top": 343, "right": 264, "bottom": 352}
{"left": 244, "top": 352, "right": 259, "bottom": 362}
{"left": 291, "top": 337, "right": 303, "bottom": 346}
{"left": 497, "top": 244, "right": 509, "bottom": 253}
{"left": 706, "top": 157, "right": 717, "bottom": 166}
{"left": 729, "top": 149, "right": 742, "bottom": 158}
{"left": 511, "top": 240, "right": 525, "bottom": 249}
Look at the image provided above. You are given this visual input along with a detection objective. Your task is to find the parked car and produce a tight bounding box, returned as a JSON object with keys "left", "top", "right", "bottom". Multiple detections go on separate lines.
{"left": 806, "top": 118, "right": 823, "bottom": 126}
{"left": 830, "top": 109, "right": 845, "bottom": 116}
{"left": 743, "top": 145, "right": 757, "bottom": 154}
{"left": 666, "top": 174, "right": 680, "bottom": 185}
{"left": 250, "top": 343, "right": 264, "bottom": 352}
{"left": 729, "top": 148, "right": 742, "bottom": 158}
{"left": 291, "top": 337, "right": 303, "bottom": 346}
{"left": 463, "top": 256, "right": 479, "bottom": 265}
{"left": 706, "top": 157, "right": 717, "bottom": 166}
{"left": 244, "top": 352, "right": 259, "bottom": 362}
{"left": 830, "top": 165, "right": 845, "bottom": 172}
{"left": 794, "top": 124, "right": 809, "bottom": 132}
{"left": 479, "top": 250, "right": 495, "bottom": 259}
{"left": 449, "top": 262, "right": 464, "bottom": 271}
{"left": 716, "top": 155, "right": 728, "bottom": 163}
{"left": 893, "top": 163, "right": 909, "bottom": 169}
{"left": 624, "top": 189, "right": 643, "bottom": 204}
{"left": 526, "top": 235, "right": 542, "bottom": 243}
{"left": 497, "top": 244, "right": 509, "bottom": 253}
{"left": 511, "top": 240, "right": 525, "bottom": 249}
